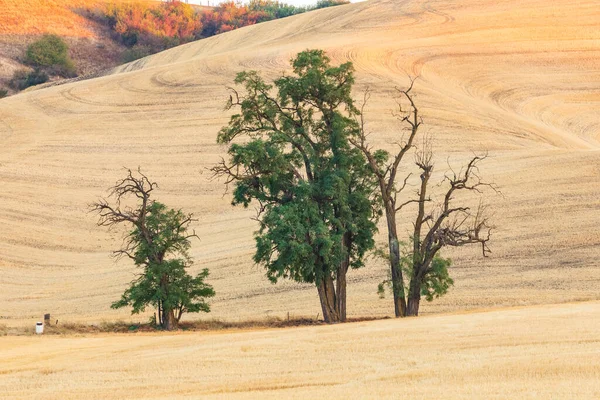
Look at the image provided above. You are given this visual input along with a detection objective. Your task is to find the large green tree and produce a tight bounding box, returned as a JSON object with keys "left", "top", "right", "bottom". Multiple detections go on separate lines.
{"left": 92, "top": 169, "right": 215, "bottom": 330}
{"left": 213, "top": 50, "right": 379, "bottom": 323}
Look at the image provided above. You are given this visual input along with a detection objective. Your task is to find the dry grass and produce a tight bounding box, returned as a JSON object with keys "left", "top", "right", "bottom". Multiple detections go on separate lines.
{"left": 0, "top": 0, "right": 97, "bottom": 37}
{"left": 1, "top": 302, "right": 599, "bottom": 399}
{"left": 0, "top": 0, "right": 598, "bottom": 328}
{"left": 3, "top": 316, "right": 382, "bottom": 336}
{"left": 0, "top": 0, "right": 145, "bottom": 88}
{"left": 0, "top": 0, "right": 152, "bottom": 37}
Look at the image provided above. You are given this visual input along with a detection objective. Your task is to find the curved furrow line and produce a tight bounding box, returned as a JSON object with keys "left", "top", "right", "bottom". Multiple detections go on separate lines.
{"left": 422, "top": 0, "right": 455, "bottom": 25}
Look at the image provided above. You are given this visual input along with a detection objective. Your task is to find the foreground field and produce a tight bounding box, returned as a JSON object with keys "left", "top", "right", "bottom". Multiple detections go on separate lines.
{"left": 2, "top": 302, "right": 599, "bottom": 399}
{"left": 0, "top": 0, "right": 599, "bottom": 327}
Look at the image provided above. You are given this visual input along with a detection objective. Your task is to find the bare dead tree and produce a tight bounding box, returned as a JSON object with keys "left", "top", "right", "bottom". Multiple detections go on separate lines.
{"left": 405, "top": 147, "right": 496, "bottom": 316}
{"left": 350, "top": 80, "right": 420, "bottom": 317}
{"left": 91, "top": 168, "right": 158, "bottom": 261}
{"left": 351, "top": 80, "right": 497, "bottom": 317}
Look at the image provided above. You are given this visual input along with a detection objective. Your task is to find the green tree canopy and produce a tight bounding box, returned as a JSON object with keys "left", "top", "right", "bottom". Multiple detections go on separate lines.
{"left": 92, "top": 169, "right": 215, "bottom": 330}
{"left": 213, "top": 50, "right": 380, "bottom": 323}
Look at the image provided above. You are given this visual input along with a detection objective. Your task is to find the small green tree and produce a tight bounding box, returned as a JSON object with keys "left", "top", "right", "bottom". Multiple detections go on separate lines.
{"left": 92, "top": 169, "right": 215, "bottom": 330}
{"left": 213, "top": 50, "right": 380, "bottom": 323}
{"left": 25, "top": 34, "right": 76, "bottom": 77}
{"left": 378, "top": 241, "right": 453, "bottom": 304}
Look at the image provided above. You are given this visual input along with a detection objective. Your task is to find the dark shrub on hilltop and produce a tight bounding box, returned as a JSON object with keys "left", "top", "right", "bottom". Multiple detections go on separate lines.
{"left": 25, "top": 34, "right": 76, "bottom": 78}
{"left": 121, "top": 44, "right": 153, "bottom": 63}
{"left": 315, "top": 0, "right": 350, "bottom": 9}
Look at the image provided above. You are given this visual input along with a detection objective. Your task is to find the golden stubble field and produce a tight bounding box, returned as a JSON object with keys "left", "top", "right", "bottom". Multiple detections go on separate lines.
{"left": 0, "top": 0, "right": 599, "bottom": 327}
{"left": 2, "top": 302, "right": 600, "bottom": 399}
{"left": 1, "top": 0, "right": 600, "bottom": 397}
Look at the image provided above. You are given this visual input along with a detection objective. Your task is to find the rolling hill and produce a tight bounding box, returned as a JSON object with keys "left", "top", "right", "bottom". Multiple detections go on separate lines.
{"left": 0, "top": 0, "right": 599, "bottom": 329}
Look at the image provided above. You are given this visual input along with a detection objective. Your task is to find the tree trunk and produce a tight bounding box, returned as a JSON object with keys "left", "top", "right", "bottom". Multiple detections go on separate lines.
{"left": 335, "top": 259, "right": 348, "bottom": 322}
{"left": 389, "top": 236, "right": 406, "bottom": 317}
{"left": 406, "top": 275, "right": 421, "bottom": 316}
{"left": 157, "top": 301, "right": 163, "bottom": 326}
{"left": 159, "top": 273, "right": 177, "bottom": 330}
{"left": 390, "top": 240, "right": 407, "bottom": 317}
{"left": 386, "top": 209, "right": 407, "bottom": 317}
{"left": 315, "top": 232, "right": 351, "bottom": 324}
{"left": 317, "top": 274, "right": 342, "bottom": 323}
{"left": 162, "top": 307, "right": 177, "bottom": 330}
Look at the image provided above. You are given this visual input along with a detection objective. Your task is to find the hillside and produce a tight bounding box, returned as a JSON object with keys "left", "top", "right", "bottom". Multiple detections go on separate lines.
{"left": 2, "top": 302, "right": 600, "bottom": 398}
{"left": 0, "top": 0, "right": 209, "bottom": 36}
{"left": 0, "top": 0, "right": 111, "bottom": 37}
{"left": 0, "top": 0, "right": 215, "bottom": 93}
{"left": 0, "top": 0, "right": 599, "bottom": 328}
{"left": 0, "top": 0, "right": 135, "bottom": 90}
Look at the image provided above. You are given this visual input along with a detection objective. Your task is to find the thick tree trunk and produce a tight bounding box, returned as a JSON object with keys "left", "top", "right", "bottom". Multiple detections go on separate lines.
{"left": 390, "top": 240, "right": 407, "bottom": 317}
{"left": 335, "top": 276, "right": 346, "bottom": 321}
{"left": 406, "top": 276, "right": 421, "bottom": 316}
{"left": 386, "top": 210, "right": 407, "bottom": 317}
{"left": 389, "top": 231, "right": 406, "bottom": 317}
{"left": 159, "top": 273, "right": 177, "bottom": 330}
{"left": 162, "top": 307, "right": 177, "bottom": 330}
{"left": 315, "top": 232, "right": 351, "bottom": 323}
{"left": 335, "top": 259, "right": 348, "bottom": 322}
{"left": 317, "top": 275, "right": 342, "bottom": 323}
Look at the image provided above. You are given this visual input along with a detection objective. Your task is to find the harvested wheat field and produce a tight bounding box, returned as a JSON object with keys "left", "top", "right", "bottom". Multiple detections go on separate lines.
{"left": 1, "top": 0, "right": 600, "bottom": 397}
{"left": 2, "top": 302, "right": 600, "bottom": 399}
{"left": 0, "top": 0, "right": 599, "bottom": 326}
